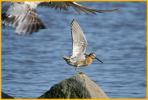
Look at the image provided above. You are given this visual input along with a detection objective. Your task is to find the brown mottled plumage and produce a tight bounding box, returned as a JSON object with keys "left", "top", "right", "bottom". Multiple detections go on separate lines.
{"left": 64, "top": 53, "right": 103, "bottom": 67}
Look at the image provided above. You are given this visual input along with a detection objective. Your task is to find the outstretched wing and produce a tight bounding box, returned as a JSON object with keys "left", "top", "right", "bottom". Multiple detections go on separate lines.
{"left": 39, "top": 2, "right": 118, "bottom": 14}
{"left": 71, "top": 19, "right": 87, "bottom": 60}
{"left": 2, "top": 2, "right": 45, "bottom": 35}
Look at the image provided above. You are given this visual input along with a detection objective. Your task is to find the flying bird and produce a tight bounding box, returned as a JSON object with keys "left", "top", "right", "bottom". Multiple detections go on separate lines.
{"left": 63, "top": 19, "right": 103, "bottom": 71}
{"left": 2, "top": 2, "right": 118, "bottom": 35}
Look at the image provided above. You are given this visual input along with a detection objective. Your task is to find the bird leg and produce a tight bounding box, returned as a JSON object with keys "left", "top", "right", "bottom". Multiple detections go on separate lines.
{"left": 75, "top": 66, "right": 80, "bottom": 73}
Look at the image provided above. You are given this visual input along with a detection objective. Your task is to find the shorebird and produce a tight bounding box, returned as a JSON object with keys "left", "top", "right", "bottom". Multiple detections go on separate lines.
{"left": 63, "top": 19, "right": 103, "bottom": 71}
{"left": 2, "top": 2, "right": 118, "bottom": 35}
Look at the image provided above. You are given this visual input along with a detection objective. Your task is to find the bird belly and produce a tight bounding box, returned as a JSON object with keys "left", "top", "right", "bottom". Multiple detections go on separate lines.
{"left": 76, "top": 57, "right": 94, "bottom": 67}
{"left": 66, "top": 60, "right": 86, "bottom": 67}
{"left": 64, "top": 56, "right": 94, "bottom": 67}
{"left": 75, "top": 58, "right": 93, "bottom": 67}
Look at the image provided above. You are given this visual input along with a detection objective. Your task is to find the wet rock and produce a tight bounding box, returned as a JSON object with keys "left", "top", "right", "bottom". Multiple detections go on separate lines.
{"left": 2, "top": 92, "right": 14, "bottom": 98}
{"left": 39, "top": 72, "right": 108, "bottom": 98}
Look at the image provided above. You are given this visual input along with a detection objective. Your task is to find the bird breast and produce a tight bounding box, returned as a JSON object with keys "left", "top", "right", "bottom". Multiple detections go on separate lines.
{"left": 76, "top": 56, "right": 94, "bottom": 67}
{"left": 85, "top": 56, "right": 94, "bottom": 65}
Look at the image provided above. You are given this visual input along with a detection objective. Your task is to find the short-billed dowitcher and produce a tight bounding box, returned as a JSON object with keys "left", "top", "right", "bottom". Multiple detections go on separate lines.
{"left": 63, "top": 19, "right": 103, "bottom": 71}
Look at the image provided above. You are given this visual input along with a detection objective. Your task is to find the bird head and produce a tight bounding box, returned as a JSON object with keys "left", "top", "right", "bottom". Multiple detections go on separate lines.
{"left": 89, "top": 53, "right": 96, "bottom": 59}
{"left": 89, "top": 53, "right": 103, "bottom": 63}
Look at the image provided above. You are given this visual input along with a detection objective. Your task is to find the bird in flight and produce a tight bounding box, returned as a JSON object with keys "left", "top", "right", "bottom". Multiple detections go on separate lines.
{"left": 2, "top": 2, "right": 118, "bottom": 35}
{"left": 63, "top": 19, "right": 103, "bottom": 71}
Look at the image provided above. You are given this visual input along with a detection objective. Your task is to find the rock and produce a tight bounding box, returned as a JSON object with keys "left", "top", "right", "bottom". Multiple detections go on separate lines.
{"left": 39, "top": 72, "right": 108, "bottom": 98}
{"left": 2, "top": 92, "right": 14, "bottom": 98}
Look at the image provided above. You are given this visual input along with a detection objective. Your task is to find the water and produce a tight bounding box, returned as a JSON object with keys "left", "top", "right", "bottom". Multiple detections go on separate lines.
{"left": 2, "top": 2, "right": 146, "bottom": 98}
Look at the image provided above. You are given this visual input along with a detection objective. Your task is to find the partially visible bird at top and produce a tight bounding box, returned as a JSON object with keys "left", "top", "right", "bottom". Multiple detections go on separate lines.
{"left": 2, "top": 2, "right": 118, "bottom": 35}
{"left": 63, "top": 19, "right": 103, "bottom": 71}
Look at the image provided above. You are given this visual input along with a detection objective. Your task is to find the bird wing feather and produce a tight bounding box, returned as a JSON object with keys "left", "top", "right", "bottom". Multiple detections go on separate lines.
{"left": 71, "top": 19, "right": 87, "bottom": 61}
{"left": 39, "top": 2, "right": 118, "bottom": 14}
{"left": 3, "top": 3, "right": 45, "bottom": 35}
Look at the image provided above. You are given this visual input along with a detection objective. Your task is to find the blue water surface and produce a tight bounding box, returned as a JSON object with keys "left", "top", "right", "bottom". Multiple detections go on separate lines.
{"left": 2, "top": 2, "right": 146, "bottom": 98}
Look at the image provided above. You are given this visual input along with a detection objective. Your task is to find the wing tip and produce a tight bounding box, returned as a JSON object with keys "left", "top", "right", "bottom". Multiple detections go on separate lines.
{"left": 71, "top": 19, "right": 76, "bottom": 24}
{"left": 71, "top": 19, "right": 79, "bottom": 26}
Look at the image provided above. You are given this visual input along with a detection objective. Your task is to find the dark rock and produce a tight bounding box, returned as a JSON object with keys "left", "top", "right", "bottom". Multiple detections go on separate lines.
{"left": 2, "top": 92, "right": 14, "bottom": 98}
{"left": 39, "top": 72, "right": 108, "bottom": 98}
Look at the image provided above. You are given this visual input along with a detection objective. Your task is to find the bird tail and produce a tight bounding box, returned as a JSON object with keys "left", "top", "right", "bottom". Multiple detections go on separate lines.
{"left": 63, "top": 56, "right": 69, "bottom": 61}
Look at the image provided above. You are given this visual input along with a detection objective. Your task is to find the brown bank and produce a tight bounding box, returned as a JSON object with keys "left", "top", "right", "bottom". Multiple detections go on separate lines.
{"left": 39, "top": 72, "right": 108, "bottom": 98}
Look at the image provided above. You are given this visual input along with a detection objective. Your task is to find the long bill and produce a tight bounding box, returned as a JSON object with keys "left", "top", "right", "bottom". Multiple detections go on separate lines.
{"left": 95, "top": 57, "right": 103, "bottom": 63}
